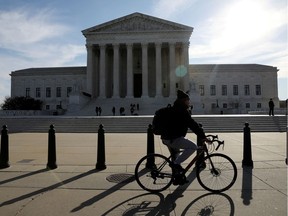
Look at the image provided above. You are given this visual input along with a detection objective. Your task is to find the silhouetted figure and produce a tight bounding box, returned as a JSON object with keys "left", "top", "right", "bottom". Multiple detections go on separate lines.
{"left": 98, "top": 107, "right": 102, "bottom": 116}
{"left": 120, "top": 107, "right": 125, "bottom": 115}
{"left": 95, "top": 106, "right": 99, "bottom": 116}
{"left": 112, "top": 106, "right": 116, "bottom": 116}
{"left": 269, "top": 98, "right": 274, "bottom": 116}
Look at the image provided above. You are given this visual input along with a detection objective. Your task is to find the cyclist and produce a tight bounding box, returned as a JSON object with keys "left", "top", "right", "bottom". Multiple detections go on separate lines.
{"left": 161, "top": 90, "right": 208, "bottom": 180}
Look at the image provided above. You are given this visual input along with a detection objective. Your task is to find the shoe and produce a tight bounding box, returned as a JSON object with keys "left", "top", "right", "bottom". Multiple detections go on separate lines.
{"left": 173, "top": 174, "right": 189, "bottom": 186}
{"left": 173, "top": 164, "right": 185, "bottom": 174}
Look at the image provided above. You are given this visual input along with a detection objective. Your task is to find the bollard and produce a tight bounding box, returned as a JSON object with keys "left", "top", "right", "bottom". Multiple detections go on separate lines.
{"left": 196, "top": 123, "right": 205, "bottom": 166}
{"left": 242, "top": 122, "right": 254, "bottom": 168}
{"left": 47, "top": 124, "right": 57, "bottom": 169}
{"left": 96, "top": 124, "right": 106, "bottom": 170}
{"left": 147, "top": 124, "right": 155, "bottom": 155}
{"left": 0, "top": 125, "right": 10, "bottom": 169}
{"left": 146, "top": 124, "right": 155, "bottom": 168}
{"left": 285, "top": 126, "right": 288, "bottom": 165}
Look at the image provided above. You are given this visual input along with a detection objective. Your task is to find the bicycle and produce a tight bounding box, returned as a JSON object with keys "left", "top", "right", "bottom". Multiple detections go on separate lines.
{"left": 134, "top": 135, "right": 237, "bottom": 193}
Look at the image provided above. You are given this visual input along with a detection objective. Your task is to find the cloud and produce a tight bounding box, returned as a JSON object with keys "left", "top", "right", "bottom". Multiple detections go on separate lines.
{"left": 189, "top": 0, "right": 287, "bottom": 77}
{"left": 151, "top": 0, "right": 197, "bottom": 19}
{"left": 0, "top": 8, "right": 70, "bottom": 47}
{"left": 0, "top": 7, "right": 86, "bottom": 103}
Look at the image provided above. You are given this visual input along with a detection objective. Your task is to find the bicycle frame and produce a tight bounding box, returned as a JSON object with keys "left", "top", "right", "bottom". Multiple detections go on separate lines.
{"left": 182, "top": 145, "right": 207, "bottom": 174}
{"left": 178, "top": 143, "right": 217, "bottom": 175}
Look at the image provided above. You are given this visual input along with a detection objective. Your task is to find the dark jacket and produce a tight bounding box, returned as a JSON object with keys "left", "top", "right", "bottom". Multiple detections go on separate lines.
{"left": 161, "top": 101, "right": 205, "bottom": 140}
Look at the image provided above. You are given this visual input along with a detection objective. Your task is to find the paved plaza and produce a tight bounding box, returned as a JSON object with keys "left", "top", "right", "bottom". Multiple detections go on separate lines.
{"left": 0, "top": 131, "right": 287, "bottom": 215}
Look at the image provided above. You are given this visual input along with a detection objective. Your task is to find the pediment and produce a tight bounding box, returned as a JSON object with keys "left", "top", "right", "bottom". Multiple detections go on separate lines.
{"left": 82, "top": 12, "right": 193, "bottom": 35}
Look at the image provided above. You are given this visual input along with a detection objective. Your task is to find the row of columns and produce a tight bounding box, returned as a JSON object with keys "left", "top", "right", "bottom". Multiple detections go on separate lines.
{"left": 86, "top": 41, "right": 190, "bottom": 98}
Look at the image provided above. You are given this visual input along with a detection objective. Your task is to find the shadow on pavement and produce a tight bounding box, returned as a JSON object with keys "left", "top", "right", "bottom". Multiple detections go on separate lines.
{"left": 0, "top": 169, "right": 98, "bottom": 207}
{"left": 181, "top": 192, "right": 235, "bottom": 216}
{"left": 241, "top": 167, "right": 253, "bottom": 205}
{"left": 0, "top": 168, "right": 48, "bottom": 185}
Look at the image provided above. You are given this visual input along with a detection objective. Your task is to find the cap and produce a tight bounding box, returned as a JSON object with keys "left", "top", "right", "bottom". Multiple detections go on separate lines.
{"left": 177, "top": 90, "right": 189, "bottom": 100}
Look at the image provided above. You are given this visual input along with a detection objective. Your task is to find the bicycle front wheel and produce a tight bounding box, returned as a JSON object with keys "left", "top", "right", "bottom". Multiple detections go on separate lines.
{"left": 196, "top": 153, "right": 237, "bottom": 193}
{"left": 134, "top": 154, "right": 174, "bottom": 193}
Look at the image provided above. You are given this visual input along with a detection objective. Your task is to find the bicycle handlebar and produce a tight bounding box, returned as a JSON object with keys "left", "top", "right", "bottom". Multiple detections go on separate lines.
{"left": 205, "top": 134, "right": 225, "bottom": 151}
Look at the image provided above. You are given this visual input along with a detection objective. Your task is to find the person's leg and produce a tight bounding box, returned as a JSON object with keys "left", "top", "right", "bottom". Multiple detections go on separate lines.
{"left": 170, "top": 137, "right": 198, "bottom": 164}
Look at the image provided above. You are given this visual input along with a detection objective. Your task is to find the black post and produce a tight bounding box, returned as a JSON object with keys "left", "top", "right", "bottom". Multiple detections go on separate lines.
{"left": 147, "top": 124, "right": 155, "bottom": 155}
{"left": 196, "top": 123, "right": 204, "bottom": 166}
{"left": 242, "top": 122, "right": 254, "bottom": 168}
{"left": 47, "top": 124, "right": 57, "bottom": 169}
{"left": 0, "top": 125, "right": 10, "bottom": 169}
{"left": 96, "top": 124, "right": 106, "bottom": 170}
{"left": 146, "top": 124, "right": 155, "bottom": 168}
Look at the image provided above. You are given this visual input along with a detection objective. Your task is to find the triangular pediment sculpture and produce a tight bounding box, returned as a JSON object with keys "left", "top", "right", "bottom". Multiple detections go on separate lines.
{"left": 82, "top": 12, "right": 193, "bottom": 35}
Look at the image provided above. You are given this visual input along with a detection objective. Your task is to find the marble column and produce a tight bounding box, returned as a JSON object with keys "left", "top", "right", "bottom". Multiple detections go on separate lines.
{"left": 126, "top": 43, "right": 133, "bottom": 98}
{"left": 169, "top": 42, "right": 176, "bottom": 97}
{"left": 182, "top": 42, "right": 190, "bottom": 91}
{"left": 99, "top": 44, "right": 106, "bottom": 98}
{"left": 86, "top": 44, "right": 94, "bottom": 97}
{"left": 155, "top": 42, "right": 162, "bottom": 97}
{"left": 113, "top": 43, "right": 120, "bottom": 98}
{"left": 142, "top": 43, "right": 148, "bottom": 97}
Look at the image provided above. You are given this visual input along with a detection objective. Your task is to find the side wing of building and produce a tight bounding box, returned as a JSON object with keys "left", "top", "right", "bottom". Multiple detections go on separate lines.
{"left": 189, "top": 64, "right": 279, "bottom": 114}
{"left": 10, "top": 67, "right": 86, "bottom": 111}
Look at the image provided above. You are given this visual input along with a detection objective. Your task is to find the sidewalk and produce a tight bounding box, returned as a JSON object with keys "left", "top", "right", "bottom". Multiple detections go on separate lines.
{"left": 0, "top": 132, "right": 287, "bottom": 215}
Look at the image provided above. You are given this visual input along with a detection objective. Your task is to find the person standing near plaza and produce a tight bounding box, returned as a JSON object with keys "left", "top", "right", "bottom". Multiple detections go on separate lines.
{"left": 269, "top": 98, "right": 275, "bottom": 116}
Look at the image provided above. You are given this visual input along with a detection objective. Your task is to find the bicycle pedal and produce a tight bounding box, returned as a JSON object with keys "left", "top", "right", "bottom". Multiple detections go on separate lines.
{"left": 173, "top": 174, "right": 187, "bottom": 186}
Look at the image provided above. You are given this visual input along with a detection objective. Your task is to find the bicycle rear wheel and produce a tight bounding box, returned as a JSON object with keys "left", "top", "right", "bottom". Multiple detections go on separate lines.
{"left": 134, "top": 154, "right": 174, "bottom": 193}
{"left": 196, "top": 153, "right": 237, "bottom": 193}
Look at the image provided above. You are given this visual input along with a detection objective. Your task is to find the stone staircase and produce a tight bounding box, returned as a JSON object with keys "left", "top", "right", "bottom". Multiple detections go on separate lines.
{"left": 66, "top": 97, "right": 175, "bottom": 116}
{"left": 0, "top": 115, "right": 286, "bottom": 133}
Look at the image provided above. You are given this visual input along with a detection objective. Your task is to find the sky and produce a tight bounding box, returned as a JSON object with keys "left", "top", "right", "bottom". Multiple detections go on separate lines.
{"left": 0, "top": 0, "right": 287, "bottom": 104}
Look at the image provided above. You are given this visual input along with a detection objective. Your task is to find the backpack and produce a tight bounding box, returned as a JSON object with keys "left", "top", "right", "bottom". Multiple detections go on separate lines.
{"left": 152, "top": 105, "right": 173, "bottom": 135}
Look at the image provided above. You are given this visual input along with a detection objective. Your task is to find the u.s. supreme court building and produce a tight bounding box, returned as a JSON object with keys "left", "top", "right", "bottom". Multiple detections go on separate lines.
{"left": 10, "top": 13, "right": 279, "bottom": 115}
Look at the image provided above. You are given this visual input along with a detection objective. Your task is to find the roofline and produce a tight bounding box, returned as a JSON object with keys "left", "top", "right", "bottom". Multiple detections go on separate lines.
{"left": 82, "top": 12, "right": 193, "bottom": 35}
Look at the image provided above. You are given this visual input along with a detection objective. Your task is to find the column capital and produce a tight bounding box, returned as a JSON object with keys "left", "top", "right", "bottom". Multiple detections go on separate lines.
{"left": 182, "top": 41, "right": 190, "bottom": 48}
{"left": 99, "top": 43, "right": 106, "bottom": 48}
{"left": 85, "top": 44, "right": 94, "bottom": 50}
{"left": 169, "top": 41, "right": 176, "bottom": 46}
{"left": 112, "top": 43, "right": 120, "bottom": 48}
{"left": 155, "top": 42, "right": 162, "bottom": 48}
{"left": 141, "top": 42, "right": 148, "bottom": 47}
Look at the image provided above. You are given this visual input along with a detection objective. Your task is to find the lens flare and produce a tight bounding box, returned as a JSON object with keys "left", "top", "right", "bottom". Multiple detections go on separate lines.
{"left": 175, "top": 65, "right": 187, "bottom": 77}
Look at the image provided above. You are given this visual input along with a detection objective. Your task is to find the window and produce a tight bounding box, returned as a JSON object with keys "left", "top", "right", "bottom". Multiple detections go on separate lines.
{"left": 211, "top": 103, "right": 217, "bottom": 108}
{"left": 36, "top": 88, "right": 41, "bottom": 98}
{"left": 46, "top": 87, "right": 51, "bottom": 98}
{"left": 56, "top": 87, "right": 61, "bottom": 97}
{"left": 233, "top": 85, "right": 238, "bottom": 95}
{"left": 199, "top": 85, "right": 205, "bottom": 96}
{"left": 67, "top": 87, "right": 72, "bottom": 97}
{"left": 25, "top": 88, "right": 30, "bottom": 97}
{"left": 257, "top": 103, "right": 262, "bottom": 108}
{"left": 210, "top": 85, "right": 216, "bottom": 96}
{"left": 46, "top": 105, "right": 50, "bottom": 110}
{"left": 245, "top": 103, "right": 250, "bottom": 108}
{"left": 256, "top": 85, "right": 261, "bottom": 95}
{"left": 223, "top": 103, "right": 227, "bottom": 108}
{"left": 244, "top": 85, "right": 250, "bottom": 95}
{"left": 222, "top": 85, "right": 227, "bottom": 96}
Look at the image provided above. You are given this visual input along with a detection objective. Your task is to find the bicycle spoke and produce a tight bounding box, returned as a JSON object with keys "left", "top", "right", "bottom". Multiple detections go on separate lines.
{"left": 135, "top": 154, "right": 174, "bottom": 193}
{"left": 196, "top": 153, "right": 237, "bottom": 193}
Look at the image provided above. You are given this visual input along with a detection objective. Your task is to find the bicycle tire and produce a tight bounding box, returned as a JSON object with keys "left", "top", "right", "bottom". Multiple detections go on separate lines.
{"left": 196, "top": 153, "right": 237, "bottom": 193}
{"left": 134, "top": 154, "right": 174, "bottom": 193}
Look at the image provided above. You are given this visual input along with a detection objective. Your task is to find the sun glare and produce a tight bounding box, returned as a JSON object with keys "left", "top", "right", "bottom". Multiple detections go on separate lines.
{"left": 214, "top": 0, "right": 275, "bottom": 50}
